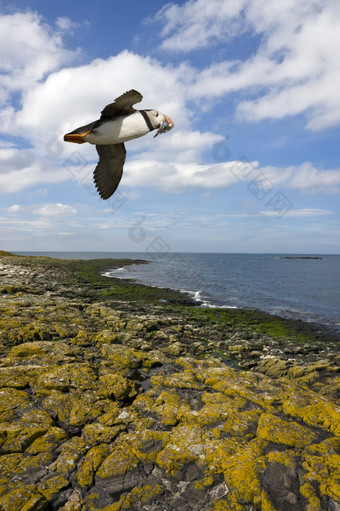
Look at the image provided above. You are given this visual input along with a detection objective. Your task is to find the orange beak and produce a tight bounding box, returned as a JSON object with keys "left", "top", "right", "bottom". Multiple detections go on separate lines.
{"left": 165, "top": 115, "right": 175, "bottom": 130}
{"left": 154, "top": 114, "right": 175, "bottom": 137}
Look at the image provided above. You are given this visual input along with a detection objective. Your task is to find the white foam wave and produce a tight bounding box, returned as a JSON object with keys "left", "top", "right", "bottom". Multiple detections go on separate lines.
{"left": 102, "top": 267, "right": 129, "bottom": 279}
{"left": 180, "top": 289, "right": 238, "bottom": 309}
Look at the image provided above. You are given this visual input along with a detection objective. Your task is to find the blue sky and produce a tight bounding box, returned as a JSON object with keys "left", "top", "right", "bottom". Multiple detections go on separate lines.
{"left": 1, "top": 0, "right": 340, "bottom": 253}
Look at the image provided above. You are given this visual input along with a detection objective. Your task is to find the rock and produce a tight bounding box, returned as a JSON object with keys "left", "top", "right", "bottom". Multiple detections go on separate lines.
{"left": 257, "top": 356, "right": 292, "bottom": 377}
{"left": 0, "top": 423, "right": 49, "bottom": 454}
{"left": 76, "top": 444, "right": 111, "bottom": 488}
{"left": 256, "top": 412, "right": 318, "bottom": 448}
{"left": 82, "top": 422, "right": 124, "bottom": 446}
{"left": 262, "top": 461, "right": 301, "bottom": 511}
{"left": 101, "top": 344, "right": 142, "bottom": 371}
{"left": 0, "top": 485, "right": 47, "bottom": 511}
{"left": 50, "top": 437, "right": 87, "bottom": 477}
{"left": 35, "top": 363, "right": 97, "bottom": 394}
{"left": 164, "top": 341, "right": 186, "bottom": 356}
{"left": 0, "top": 251, "right": 339, "bottom": 511}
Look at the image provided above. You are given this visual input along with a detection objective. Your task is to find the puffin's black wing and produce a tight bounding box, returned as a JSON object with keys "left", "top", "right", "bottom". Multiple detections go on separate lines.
{"left": 93, "top": 144, "right": 126, "bottom": 199}
{"left": 100, "top": 89, "right": 143, "bottom": 119}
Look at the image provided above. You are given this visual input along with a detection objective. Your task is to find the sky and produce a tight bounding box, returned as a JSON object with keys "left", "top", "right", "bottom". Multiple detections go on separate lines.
{"left": 1, "top": 0, "right": 340, "bottom": 254}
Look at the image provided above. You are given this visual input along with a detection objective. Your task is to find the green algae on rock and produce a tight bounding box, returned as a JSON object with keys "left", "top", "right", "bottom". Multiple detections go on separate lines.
{"left": 0, "top": 251, "right": 339, "bottom": 510}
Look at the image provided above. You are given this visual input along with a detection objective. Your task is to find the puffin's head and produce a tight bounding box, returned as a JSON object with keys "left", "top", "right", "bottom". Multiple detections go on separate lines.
{"left": 146, "top": 109, "right": 175, "bottom": 137}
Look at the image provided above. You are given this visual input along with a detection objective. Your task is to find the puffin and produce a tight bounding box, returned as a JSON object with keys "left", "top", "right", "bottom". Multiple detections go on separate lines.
{"left": 63, "top": 89, "right": 174, "bottom": 199}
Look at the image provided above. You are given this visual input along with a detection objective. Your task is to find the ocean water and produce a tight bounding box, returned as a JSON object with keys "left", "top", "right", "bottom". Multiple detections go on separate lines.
{"left": 16, "top": 251, "right": 340, "bottom": 331}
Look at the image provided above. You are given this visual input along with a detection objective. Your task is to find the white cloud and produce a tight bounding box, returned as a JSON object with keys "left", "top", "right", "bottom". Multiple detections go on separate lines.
{"left": 154, "top": 0, "right": 323, "bottom": 52}
{"left": 0, "top": 15, "right": 219, "bottom": 196}
{"left": 55, "top": 16, "right": 83, "bottom": 34}
{"left": 6, "top": 205, "right": 21, "bottom": 213}
{"left": 153, "top": 0, "right": 248, "bottom": 51}
{"left": 286, "top": 164, "right": 340, "bottom": 193}
{"left": 259, "top": 208, "right": 334, "bottom": 218}
{"left": 0, "top": 147, "right": 35, "bottom": 173}
{"left": 11, "top": 51, "right": 191, "bottom": 143}
{"left": 57, "top": 231, "right": 75, "bottom": 237}
{"left": 0, "top": 145, "right": 70, "bottom": 193}
{"left": 0, "top": 11, "right": 78, "bottom": 104}
{"left": 1, "top": 5, "right": 340, "bottom": 202}
{"left": 260, "top": 162, "right": 340, "bottom": 193}
{"left": 124, "top": 159, "right": 256, "bottom": 191}
{"left": 33, "top": 203, "right": 77, "bottom": 217}
{"left": 123, "top": 158, "right": 340, "bottom": 195}
{"left": 154, "top": 0, "right": 340, "bottom": 130}
{"left": 0, "top": 163, "right": 69, "bottom": 194}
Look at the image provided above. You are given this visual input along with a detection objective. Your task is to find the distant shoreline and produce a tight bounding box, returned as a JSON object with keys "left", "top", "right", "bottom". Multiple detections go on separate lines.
{"left": 279, "top": 256, "right": 324, "bottom": 260}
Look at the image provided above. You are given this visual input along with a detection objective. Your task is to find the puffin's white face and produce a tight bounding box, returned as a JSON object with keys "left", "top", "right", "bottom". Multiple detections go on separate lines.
{"left": 148, "top": 109, "right": 175, "bottom": 137}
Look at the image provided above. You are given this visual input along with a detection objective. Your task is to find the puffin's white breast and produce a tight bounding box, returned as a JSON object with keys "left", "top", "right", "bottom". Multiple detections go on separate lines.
{"left": 84, "top": 111, "right": 151, "bottom": 145}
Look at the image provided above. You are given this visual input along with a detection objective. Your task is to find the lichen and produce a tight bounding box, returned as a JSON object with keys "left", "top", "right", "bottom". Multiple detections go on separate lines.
{"left": 1, "top": 251, "right": 340, "bottom": 510}
{"left": 76, "top": 444, "right": 112, "bottom": 488}
{"left": 37, "top": 474, "right": 70, "bottom": 500}
{"left": 257, "top": 412, "right": 317, "bottom": 448}
{"left": 221, "top": 438, "right": 267, "bottom": 506}
{"left": 282, "top": 390, "right": 340, "bottom": 436}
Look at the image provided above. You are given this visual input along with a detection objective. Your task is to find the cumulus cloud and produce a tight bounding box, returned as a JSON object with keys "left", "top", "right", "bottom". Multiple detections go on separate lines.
{"left": 0, "top": 12, "right": 197, "bottom": 195}
{"left": 0, "top": 163, "right": 69, "bottom": 194}
{"left": 285, "top": 163, "right": 340, "bottom": 193}
{"left": 33, "top": 203, "right": 77, "bottom": 217}
{"left": 154, "top": 0, "right": 340, "bottom": 130}
{"left": 259, "top": 162, "right": 340, "bottom": 194}
{"left": 122, "top": 156, "right": 340, "bottom": 195}
{"left": 0, "top": 11, "right": 78, "bottom": 104}
{"left": 11, "top": 51, "right": 190, "bottom": 143}
{"left": 0, "top": 145, "right": 70, "bottom": 194}
{"left": 1, "top": 4, "right": 340, "bottom": 201}
{"left": 0, "top": 147, "right": 35, "bottom": 173}
{"left": 153, "top": 0, "right": 248, "bottom": 51}
{"left": 124, "top": 159, "right": 256, "bottom": 192}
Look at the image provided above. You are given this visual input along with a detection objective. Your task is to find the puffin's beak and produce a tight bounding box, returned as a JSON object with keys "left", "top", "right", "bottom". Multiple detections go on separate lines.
{"left": 154, "top": 114, "right": 175, "bottom": 137}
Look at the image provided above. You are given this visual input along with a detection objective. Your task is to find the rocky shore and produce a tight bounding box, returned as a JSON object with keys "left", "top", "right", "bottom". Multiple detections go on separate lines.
{"left": 0, "top": 251, "right": 339, "bottom": 511}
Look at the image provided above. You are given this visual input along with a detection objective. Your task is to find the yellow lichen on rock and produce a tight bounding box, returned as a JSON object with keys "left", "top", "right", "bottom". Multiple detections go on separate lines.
{"left": 1, "top": 253, "right": 340, "bottom": 510}
{"left": 76, "top": 444, "right": 112, "bottom": 488}
{"left": 221, "top": 438, "right": 266, "bottom": 506}
{"left": 282, "top": 390, "right": 340, "bottom": 436}
{"left": 260, "top": 490, "right": 279, "bottom": 511}
{"left": 0, "top": 423, "right": 49, "bottom": 453}
{"left": 205, "top": 437, "right": 247, "bottom": 475}
{"left": 302, "top": 440, "right": 340, "bottom": 502}
{"left": 265, "top": 449, "right": 297, "bottom": 468}
{"left": 37, "top": 474, "right": 70, "bottom": 500}
{"left": 82, "top": 422, "right": 124, "bottom": 446}
{"left": 300, "top": 482, "right": 323, "bottom": 511}
{"left": 156, "top": 427, "right": 200, "bottom": 475}
{"left": 0, "top": 484, "right": 46, "bottom": 511}
{"left": 25, "top": 426, "right": 68, "bottom": 454}
{"left": 50, "top": 437, "right": 87, "bottom": 476}
{"left": 35, "top": 363, "right": 97, "bottom": 395}
{"left": 152, "top": 389, "right": 185, "bottom": 426}
{"left": 110, "top": 484, "right": 163, "bottom": 511}
{"left": 0, "top": 388, "right": 31, "bottom": 422}
{"left": 257, "top": 412, "right": 317, "bottom": 447}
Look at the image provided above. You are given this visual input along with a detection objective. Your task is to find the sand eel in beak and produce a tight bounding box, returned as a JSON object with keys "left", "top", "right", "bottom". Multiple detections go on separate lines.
{"left": 63, "top": 90, "right": 174, "bottom": 200}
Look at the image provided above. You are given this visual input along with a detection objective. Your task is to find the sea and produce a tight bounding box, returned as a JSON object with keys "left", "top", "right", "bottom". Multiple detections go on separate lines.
{"left": 16, "top": 252, "right": 340, "bottom": 332}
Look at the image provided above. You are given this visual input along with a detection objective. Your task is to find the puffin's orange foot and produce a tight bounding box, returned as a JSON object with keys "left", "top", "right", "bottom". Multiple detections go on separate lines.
{"left": 64, "top": 130, "right": 91, "bottom": 144}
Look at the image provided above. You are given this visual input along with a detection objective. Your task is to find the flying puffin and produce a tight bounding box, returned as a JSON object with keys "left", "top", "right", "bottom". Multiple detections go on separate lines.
{"left": 63, "top": 89, "right": 174, "bottom": 199}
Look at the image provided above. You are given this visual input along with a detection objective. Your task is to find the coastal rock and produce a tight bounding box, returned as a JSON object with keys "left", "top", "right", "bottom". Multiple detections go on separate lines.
{"left": 0, "top": 252, "right": 339, "bottom": 510}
